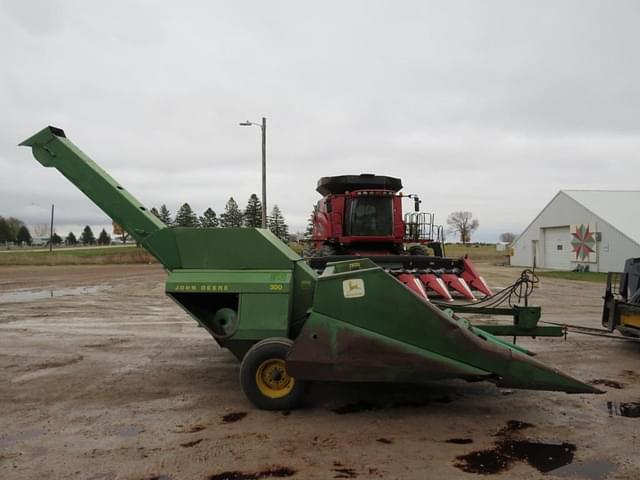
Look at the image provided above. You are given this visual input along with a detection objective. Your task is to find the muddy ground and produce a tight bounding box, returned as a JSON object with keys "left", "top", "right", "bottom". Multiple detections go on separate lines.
{"left": 1, "top": 264, "right": 639, "bottom": 480}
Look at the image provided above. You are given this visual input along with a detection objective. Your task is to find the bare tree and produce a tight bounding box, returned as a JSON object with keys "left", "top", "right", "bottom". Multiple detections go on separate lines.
{"left": 32, "top": 224, "right": 49, "bottom": 237}
{"left": 446, "top": 211, "right": 479, "bottom": 245}
{"left": 112, "top": 222, "right": 130, "bottom": 243}
{"left": 499, "top": 232, "right": 516, "bottom": 243}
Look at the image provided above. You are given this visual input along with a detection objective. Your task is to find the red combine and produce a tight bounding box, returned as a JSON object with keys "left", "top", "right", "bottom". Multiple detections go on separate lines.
{"left": 304, "top": 174, "right": 492, "bottom": 301}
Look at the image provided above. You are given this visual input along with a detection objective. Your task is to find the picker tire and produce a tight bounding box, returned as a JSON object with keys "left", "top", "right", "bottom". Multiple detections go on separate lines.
{"left": 240, "top": 337, "right": 308, "bottom": 410}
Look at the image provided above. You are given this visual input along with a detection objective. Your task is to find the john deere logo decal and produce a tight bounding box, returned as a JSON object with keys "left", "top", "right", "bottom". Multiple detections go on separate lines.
{"left": 343, "top": 279, "right": 365, "bottom": 298}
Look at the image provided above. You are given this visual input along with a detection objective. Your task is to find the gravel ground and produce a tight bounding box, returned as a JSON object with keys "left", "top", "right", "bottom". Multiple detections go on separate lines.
{"left": 1, "top": 263, "right": 639, "bottom": 480}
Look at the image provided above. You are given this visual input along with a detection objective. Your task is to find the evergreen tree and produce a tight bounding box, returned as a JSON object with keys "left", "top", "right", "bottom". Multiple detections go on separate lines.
{"left": 0, "top": 217, "right": 11, "bottom": 243}
{"left": 80, "top": 225, "right": 96, "bottom": 245}
{"left": 304, "top": 204, "right": 318, "bottom": 239}
{"left": 243, "top": 193, "right": 263, "bottom": 228}
{"left": 65, "top": 232, "right": 78, "bottom": 246}
{"left": 50, "top": 233, "right": 63, "bottom": 245}
{"left": 4, "top": 217, "right": 24, "bottom": 242}
{"left": 220, "top": 197, "right": 244, "bottom": 228}
{"left": 97, "top": 228, "right": 112, "bottom": 245}
{"left": 268, "top": 205, "right": 289, "bottom": 241}
{"left": 158, "top": 204, "right": 172, "bottom": 225}
{"left": 17, "top": 225, "right": 32, "bottom": 246}
{"left": 149, "top": 207, "right": 160, "bottom": 219}
{"left": 174, "top": 203, "right": 200, "bottom": 227}
{"left": 199, "top": 208, "right": 219, "bottom": 228}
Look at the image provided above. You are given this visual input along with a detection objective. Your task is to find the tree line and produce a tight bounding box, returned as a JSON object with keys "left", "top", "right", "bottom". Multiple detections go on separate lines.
{"left": 149, "top": 194, "right": 290, "bottom": 241}
{"left": 0, "top": 215, "right": 114, "bottom": 247}
{"left": 2, "top": 194, "right": 290, "bottom": 248}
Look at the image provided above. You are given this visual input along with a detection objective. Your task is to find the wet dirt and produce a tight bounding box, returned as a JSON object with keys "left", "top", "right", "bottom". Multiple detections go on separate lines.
{"left": 331, "top": 395, "right": 453, "bottom": 414}
{"left": 0, "top": 284, "right": 110, "bottom": 303}
{"left": 179, "top": 439, "right": 203, "bottom": 448}
{"left": 2, "top": 263, "right": 640, "bottom": 479}
{"left": 331, "top": 400, "right": 381, "bottom": 414}
{"left": 207, "top": 467, "right": 296, "bottom": 480}
{"left": 590, "top": 378, "right": 626, "bottom": 389}
{"left": 332, "top": 466, "right": 358, "bottom": 478}
{"left": 221, "top": 412, "right": 248, "bottom": 423}
{"left": 446, "top": 438, "right": 474, "bottom": 444}
{"left": 493, "top": 420, "right": 535, "bottom": 436}
{"left": 550, "top": 459, "right": 617, "bottom": 480}
{"left": 606, "top": 401, "right": 640, "bottom": 417}
{"left": 376, "top": 438, "right": 393, "bottom": 444}
{"left": 455, "top": 439, "right": 576, "bottom": 474}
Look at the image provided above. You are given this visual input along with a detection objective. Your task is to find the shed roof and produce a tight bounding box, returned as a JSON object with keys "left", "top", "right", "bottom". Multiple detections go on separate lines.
{"left": 562, "top": 190, "right": 640, "bottom": 245}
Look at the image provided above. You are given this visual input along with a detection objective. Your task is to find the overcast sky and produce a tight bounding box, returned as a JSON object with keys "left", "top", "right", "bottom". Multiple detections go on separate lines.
{"left": 2, "top": 0, "right": 639, "bottom": 241}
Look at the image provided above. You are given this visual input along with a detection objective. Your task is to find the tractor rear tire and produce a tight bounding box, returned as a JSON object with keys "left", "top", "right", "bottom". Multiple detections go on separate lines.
{"left": 239, "top": 337, "right": 308, "bottom": 410}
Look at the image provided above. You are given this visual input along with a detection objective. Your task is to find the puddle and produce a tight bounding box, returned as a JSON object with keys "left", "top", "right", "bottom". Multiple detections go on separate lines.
{"left": 0, "top": 285, "right": 110, "bottom": 303}
{"left": 446, "top": 438, "right": 473, "bottom": 444}
{"left": 589, "top": 379, "right": 625, "bottom": 389}
{"left": 455, "top": 439, "right": 576, "bottom": 474}
{"left": 221, "top": 412, "right": 247, "bottom": 423}
{"left": 208, "top": 467, "right": 296, "bottom": 480}
{"left": 606, "top": 401, "right": 640, "bottom": 417}
{"left": 376, "top": 438, "right": 393, "bottom": 444}
{"left": 550, "top": 459, "right": 616, "bottom": 480}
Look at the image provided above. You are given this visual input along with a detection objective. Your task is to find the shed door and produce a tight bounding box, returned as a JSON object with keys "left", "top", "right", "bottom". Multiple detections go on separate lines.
{"left": 543, "top": 226, "right": 571, "bottom": 270}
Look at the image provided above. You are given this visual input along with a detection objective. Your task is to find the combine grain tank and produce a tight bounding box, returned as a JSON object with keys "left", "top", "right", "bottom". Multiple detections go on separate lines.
{"left": 21, "top": 126, "right": 602, "bottom": 410}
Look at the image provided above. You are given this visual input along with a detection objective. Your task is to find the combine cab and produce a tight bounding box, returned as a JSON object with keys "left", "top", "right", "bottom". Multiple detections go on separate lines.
{"left": 306, "top": 174, "right": 492, "bottom": 301}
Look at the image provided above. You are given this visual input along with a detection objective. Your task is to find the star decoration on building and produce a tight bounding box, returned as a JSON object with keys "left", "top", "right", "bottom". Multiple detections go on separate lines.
{"left": 570, "top": 224, "right": 596, "bottom": 260}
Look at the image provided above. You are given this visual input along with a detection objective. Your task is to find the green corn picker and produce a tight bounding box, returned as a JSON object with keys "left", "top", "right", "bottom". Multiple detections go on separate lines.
{"left": 20, "top": 126, "right": 602, "bottom": 410}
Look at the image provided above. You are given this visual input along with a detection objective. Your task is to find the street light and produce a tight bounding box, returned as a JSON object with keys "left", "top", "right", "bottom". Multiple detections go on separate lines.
{"left": 239, "top": 117, "right": 267, "bottom": 229}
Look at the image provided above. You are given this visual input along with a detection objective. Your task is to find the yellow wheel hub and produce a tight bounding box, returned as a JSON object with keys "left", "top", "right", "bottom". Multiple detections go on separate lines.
{"left": 255, "top": 358, "right": 295, "bottom": 399}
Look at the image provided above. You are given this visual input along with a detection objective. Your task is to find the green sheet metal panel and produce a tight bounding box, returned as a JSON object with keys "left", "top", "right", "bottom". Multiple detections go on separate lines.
{"left": 309, "top": 260, "right": 599, "bottom": 393}
{"left": 174, "top": 228, "right": 299, "bottom": 270}
{"left": 166, "top": 269, "right": 292, "bottom": 293}
{"left": 287, "top": 311, "right": 492, "bottom": 383}
{"left": 143, "top": 227, "right": 300, "bottom": 271}
{"left": 20, "top": 126, "right": 165, "bottom": 245}
{"left": 234, "top": 293, "right": 291, "bottom": 340}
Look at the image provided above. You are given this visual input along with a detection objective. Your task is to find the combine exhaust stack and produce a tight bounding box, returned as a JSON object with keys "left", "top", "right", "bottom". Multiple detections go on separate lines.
{"left": 21, "top": 126, "right": 601, "bottom": 410}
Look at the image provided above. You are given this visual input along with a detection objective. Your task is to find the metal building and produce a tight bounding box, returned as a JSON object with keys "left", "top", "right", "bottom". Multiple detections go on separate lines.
{"left": 511, "top": 190, "right": 640, "bottom": 272}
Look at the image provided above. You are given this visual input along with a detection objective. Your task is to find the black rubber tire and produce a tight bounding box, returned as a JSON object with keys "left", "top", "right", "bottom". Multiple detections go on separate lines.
{"left": 239, "top": 337, "right": 308, "bottom": 410}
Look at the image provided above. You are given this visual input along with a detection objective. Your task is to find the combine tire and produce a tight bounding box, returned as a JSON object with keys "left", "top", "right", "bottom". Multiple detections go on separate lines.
{"left": 240, "top": 338, "right": 308, "bottom": 410}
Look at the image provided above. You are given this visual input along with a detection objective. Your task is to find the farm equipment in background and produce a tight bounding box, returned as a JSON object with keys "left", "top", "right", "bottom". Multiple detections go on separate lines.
{"left": 603, "top": 257, "right": 640, "bottom": 338}
{"left": 21, "top": 126, "right": 601, "bottom": 410}
{"left": 305, "top": 174, "right": 492, "bottom": 302}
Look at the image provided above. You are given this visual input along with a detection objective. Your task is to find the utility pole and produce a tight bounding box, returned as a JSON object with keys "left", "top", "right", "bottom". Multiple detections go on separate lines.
{"left": 260, "top": 117, "right": 267, "bottom": 229}
{"left": 240, "top": 117, "right": 268, "bottom": 228}
{"left": 49, "top": 204, "right": 54, "bottom": 252}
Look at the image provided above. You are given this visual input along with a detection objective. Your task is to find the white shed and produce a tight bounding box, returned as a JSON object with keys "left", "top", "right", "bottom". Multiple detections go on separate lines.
{"left": 511, "top": 190, "right": 640, "bottom": 272}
